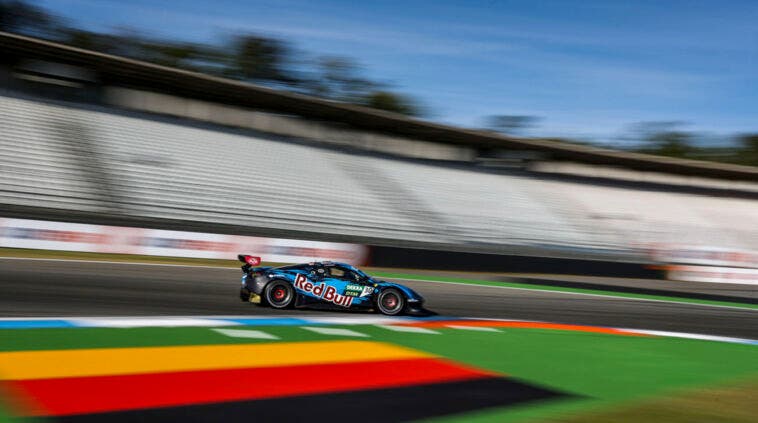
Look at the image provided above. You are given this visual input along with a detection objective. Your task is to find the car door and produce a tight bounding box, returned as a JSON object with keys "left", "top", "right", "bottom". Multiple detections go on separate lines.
{"left": 328, "top": 265, "right": 373, "bottom": 306}
{"left": 319, "top": 265, "right": 361, "bottom": 308}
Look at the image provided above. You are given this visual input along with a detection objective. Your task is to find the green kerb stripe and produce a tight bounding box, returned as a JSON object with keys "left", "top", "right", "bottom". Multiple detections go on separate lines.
{"left": 372, "top": 272, "right": 758, "bottom": 310}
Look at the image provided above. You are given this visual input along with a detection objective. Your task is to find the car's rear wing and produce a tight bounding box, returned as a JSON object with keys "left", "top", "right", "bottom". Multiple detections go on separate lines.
{"left": 237, "top": 254, "right": 273, "bottom": 275}
{"left": 238, "top": 255, "right": 261, "bottom": 266}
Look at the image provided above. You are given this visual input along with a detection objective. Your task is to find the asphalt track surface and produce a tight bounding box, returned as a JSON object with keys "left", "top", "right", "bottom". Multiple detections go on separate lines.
{"left": 1, "top": 258, "right": 756, "bottom": 338}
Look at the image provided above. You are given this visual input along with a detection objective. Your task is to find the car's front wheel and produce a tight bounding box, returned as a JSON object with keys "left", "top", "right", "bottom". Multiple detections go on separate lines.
{"left": 264, "top": 280, "right": 295, "bottom": 309}
{"left": 376, "top": 288, "right": 405, "bottom": 316}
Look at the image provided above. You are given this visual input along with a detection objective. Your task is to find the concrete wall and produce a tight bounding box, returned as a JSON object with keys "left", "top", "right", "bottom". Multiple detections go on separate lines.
{"left": 105, "top": 87, "right": 476, "bottom": 162}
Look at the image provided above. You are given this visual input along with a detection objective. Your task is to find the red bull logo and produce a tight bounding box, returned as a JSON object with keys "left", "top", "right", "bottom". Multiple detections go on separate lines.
{"left": 293, "top": 274, "right": 354, "bottom": 307}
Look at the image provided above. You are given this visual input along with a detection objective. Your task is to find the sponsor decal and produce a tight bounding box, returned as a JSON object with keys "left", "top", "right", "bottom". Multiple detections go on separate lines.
{"left": 345, "top": 284, "right": 363, "bottom": 297}
{"left": 3, "top": 227, "right": 107, "bottom": 243}
{"left": 293, "top": 274, "right": 354, "bottom": 307}
{"left": 649, "top": 244, "right": 758, "bottom": 269}
{"left": 345, "top": 284, "right": 374, "bottom": 297}
{"left": 0, "top": 218, "right": 368, "bottom": 264}
{"left": 269, "top": 246, "right": 358, "bottom": 261}
{"left": 243, "top": 255, "right": 261, "bottom": 266}
{"left": 138, "top": 237, "right": 236, "bottom": 252}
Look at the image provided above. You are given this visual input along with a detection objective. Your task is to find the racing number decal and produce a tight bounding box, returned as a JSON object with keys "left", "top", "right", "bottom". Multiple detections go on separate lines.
{"left": 345, "top": 284, "right": 374, "bottom": 297}
{"left": 294, "top": 274, "right": 354, "bottom": 307}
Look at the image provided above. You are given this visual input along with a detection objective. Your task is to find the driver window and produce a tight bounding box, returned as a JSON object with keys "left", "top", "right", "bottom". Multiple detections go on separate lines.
{"left": 327, "top": 266, "right": 361, "bottom": 282}
{"left": 328, "top": 267, "right": 346, "bottom": 278}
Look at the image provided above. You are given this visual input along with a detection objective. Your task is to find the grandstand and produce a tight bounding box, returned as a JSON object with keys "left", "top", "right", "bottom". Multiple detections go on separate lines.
{"left": 2, "top": 94, "right": 756, "bottom": 254}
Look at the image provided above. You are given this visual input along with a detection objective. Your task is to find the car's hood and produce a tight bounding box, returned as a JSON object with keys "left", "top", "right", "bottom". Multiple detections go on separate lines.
{"left": 373, "top": 279, "right": 424, "bottom": 301}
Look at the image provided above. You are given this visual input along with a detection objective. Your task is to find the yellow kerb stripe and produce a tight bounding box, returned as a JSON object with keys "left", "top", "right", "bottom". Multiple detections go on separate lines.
{"left": 0, "top": 340, "right": 431, "bottom": 380}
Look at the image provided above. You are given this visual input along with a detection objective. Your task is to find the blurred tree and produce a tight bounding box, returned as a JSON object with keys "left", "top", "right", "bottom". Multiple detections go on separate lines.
{"left": 308, "top": 56, "right": 377, "bottom": 102}
{"left": 64, "top": 30, "right": 122, "bottom": 54}
{"left": 486, "top": 115, "right": 539, "bottom": 135}
{"left": 0, "top": 0, "right": 58, "bottom": 38}
{"left": 139, "top": 41, "right": 203, "bottom": 69}
{"left": 632, "top": 121, "right": 694, "bottom": 159}
{"left": 1, "top": 1, "right": 426, "bottom": 117}
{"left": 363, "top": 91, "right": 420, "bottom": 116}
{"left": 302, "top": 56, "right": 422, "bottom": 116}
{"left": 738, "top": 134, "right": 758, "bottom": 166}
{"left": 232, "top": 35, "right": 297, "bottom": 85}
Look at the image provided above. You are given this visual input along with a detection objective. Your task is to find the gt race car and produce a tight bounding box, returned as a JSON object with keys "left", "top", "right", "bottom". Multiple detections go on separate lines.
{"left": 238, "top": 255, "right": 426, "bottom": 316}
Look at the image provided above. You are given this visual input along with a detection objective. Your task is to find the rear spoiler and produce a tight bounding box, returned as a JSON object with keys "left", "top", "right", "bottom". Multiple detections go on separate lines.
{"left": 238, "top": 255, "right": 262, "bottom": 266}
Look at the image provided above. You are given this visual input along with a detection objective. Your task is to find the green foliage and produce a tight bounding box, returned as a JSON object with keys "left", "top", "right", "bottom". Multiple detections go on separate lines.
{"left": 363, "top": 91, "right": 421, "bottom": 116}
{"left": 486, "top": 115, "right": 539, "bottom": 135}
{"left": 737, "top": 134, "right": 758, "bottom": 166}
{"left": 638, "top": 130, "right": 694, "bottom": 158}
{"left": 626, "top": 122, "right": 758, "bottom": 167}
{"left": 0, "top": 0, "right": 423, "bottom": 116}
{"left": 0, "top": 0, "right": 55, "bottom": 35}
{"left": 306, "top": 57, "right": 376, "bottom": 101}
{"left": 231, "top": 35, "right": 297, "bottom": 84}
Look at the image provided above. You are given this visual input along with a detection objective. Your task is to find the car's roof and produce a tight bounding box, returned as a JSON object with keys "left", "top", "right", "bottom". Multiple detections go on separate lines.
{"left": 275, "top": 261, "right": 353, "bottom": 270}
{"left": 303, "top": 261, "right": 351, "bottom": 267}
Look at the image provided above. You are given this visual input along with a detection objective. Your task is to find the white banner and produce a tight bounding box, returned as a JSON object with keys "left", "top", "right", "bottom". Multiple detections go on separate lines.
{"left": 0, "top": 218, "right": 368, "bottom": 265}
{"left": 648, "top": 244, "right": 758, "bottom": 269}
{"left": 666, "top": 265, "right": 758, "bottom": 286}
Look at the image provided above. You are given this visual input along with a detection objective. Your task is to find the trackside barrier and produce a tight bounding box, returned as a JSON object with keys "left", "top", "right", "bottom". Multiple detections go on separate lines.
{"left": 647, "top": 244, "right": 758, "bottom": 285}
{"left": 648, "top": 245, "right": 758, "bottom": 269}
{"left": 369, "top": 246, "right": 662, "bottom": 278}
{"left": 0, "top": 218, "right": 368, "bottom": 265}
{"left": 665, "top": 265, "right": 758, "bottom": 285}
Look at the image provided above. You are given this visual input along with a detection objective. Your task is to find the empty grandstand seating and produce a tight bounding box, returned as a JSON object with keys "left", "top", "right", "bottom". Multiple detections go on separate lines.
{"left": 1, "top": 94, "right": 757, "bottom": 252}
{"left": 0, "top": 96, "right": 106, "bottom": 212}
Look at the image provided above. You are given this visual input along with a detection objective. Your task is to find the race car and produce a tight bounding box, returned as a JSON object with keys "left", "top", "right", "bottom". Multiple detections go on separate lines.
{"left": 237, "top": 255, "right": 426, "bottom": 316}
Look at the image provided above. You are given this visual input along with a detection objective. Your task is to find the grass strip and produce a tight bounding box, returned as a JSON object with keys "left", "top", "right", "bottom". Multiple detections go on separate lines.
{"left": 374, "top": 271, "right": 758, "bottom": 310}
{"left": 533, "top": 377, "right": 758, "bottom": 423}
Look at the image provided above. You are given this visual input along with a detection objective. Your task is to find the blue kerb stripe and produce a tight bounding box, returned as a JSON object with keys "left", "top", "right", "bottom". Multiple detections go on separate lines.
{"left": 0, "top": 320, "right": 77, "bottom": 329}
{"left": 221, "top": 318, "right": 313, "bottom": 326}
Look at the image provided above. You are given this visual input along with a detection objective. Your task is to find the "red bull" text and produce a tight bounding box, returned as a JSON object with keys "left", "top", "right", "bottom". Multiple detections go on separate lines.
{"left": 293, "top": 274, "right": 354, "bottom": 307}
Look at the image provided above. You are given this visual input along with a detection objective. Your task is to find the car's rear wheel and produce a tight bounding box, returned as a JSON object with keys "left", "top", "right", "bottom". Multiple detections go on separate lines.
{"left": 265, "top": 280, "right": 295, "bottom": 309}
{"left": 376, "top": 288, "right": 405, "bottom": 316}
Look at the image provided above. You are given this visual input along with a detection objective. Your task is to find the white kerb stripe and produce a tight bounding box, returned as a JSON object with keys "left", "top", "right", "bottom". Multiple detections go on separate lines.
{"left": 303, "top": 316, "right": 411, "bottom": 325}
{"left": 629, "top": 329, "right": 758, "bottom": 345}
{"left": 72, "top": 318, "right": 242, "bottom": 328}
{"left": 212, "top": 328, "right": 279, "bottom": 339}
{"left": 377, "top": 325, "right": 439, "bottom": 334}
{"left": 301, "top": 327, "right": 369, "bottom": 337}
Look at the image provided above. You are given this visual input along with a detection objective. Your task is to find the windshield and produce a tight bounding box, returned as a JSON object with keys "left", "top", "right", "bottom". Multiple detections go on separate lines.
{"left": 341, "top": 264, "right": 369, "bottom": 280}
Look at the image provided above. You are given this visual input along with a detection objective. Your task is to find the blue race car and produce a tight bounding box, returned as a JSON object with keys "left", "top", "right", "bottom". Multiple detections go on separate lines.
{"left": 237, "top": 255, "right": 426, "bottom": 316}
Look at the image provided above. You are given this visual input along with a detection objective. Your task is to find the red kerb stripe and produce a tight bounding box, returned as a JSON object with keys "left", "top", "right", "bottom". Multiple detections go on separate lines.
{"left": 14, "top": 357, "right": 493, "bottom": 416}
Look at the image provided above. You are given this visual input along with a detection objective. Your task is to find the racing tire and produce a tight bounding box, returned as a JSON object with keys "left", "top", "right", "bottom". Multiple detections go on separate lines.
{"left": 376, "top": 288, "right": 405, "bottom": 316}
{"left": 264, "top": 280, "right": 295, "bottom": 309}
